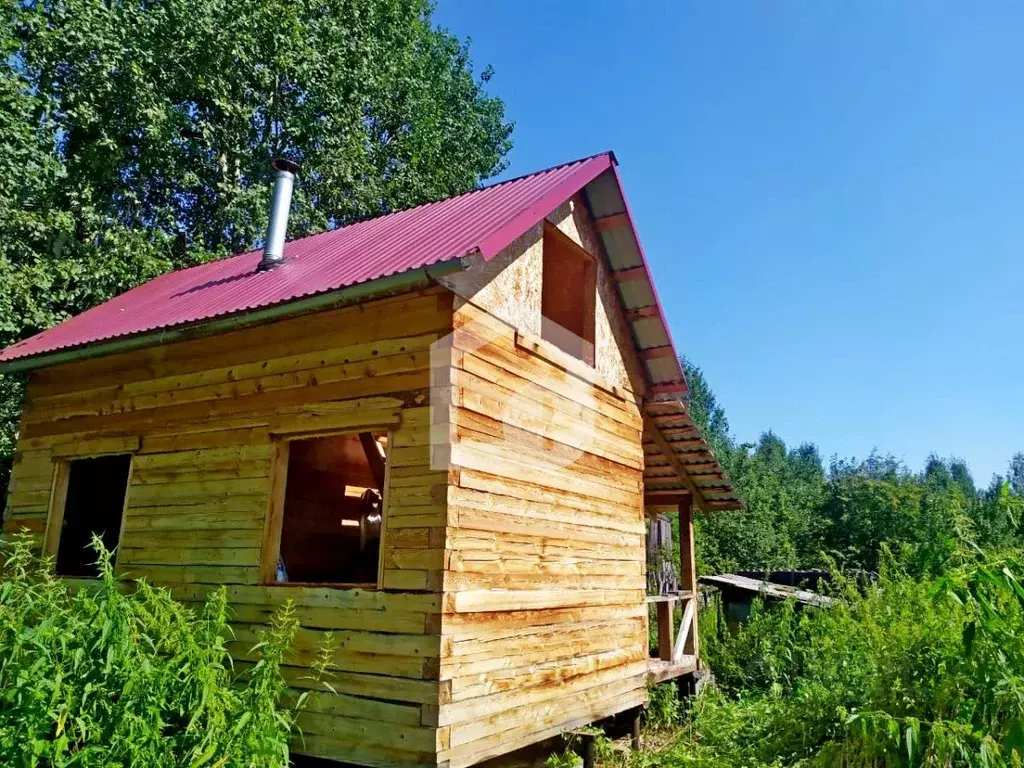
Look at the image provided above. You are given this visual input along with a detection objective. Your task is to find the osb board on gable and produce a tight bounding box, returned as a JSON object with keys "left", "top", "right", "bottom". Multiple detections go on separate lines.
{"left": 440, "top": 197, "right": 647, "bottom": 396}
{"left": 439, "top": 224, "right": 543, "bottom": 338}
{"left": 546, "top": 196, "right": 647, "bottom": 395}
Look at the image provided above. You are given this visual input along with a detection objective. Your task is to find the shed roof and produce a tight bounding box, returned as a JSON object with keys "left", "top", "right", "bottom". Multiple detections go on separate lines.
{"left": 699, "top": 574, "right": 837, "bottom": 608}
{"left": 0, "top": 151, "right": 743, "bottom": 510}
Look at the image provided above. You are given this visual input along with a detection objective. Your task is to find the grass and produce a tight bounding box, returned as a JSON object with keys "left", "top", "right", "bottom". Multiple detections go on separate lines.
{"left": 549, "top": 546, "right": 1024, "bottom": 768}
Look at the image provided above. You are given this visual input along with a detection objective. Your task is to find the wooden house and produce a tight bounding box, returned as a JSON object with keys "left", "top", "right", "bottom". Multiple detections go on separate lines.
{"left": 0, "top": 152, "right": 742, "bottom": 767}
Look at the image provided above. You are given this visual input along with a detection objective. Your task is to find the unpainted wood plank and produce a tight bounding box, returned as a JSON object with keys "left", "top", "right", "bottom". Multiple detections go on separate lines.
{"left": 440, "top": 603, "right": 646, "bottom": 639}
{"left": 171, "top": 582, "right": 442, "bottom": 613}
{"left": 439, "top": 659, "right": 648, "bottom": 722}
{"left": 454, "top": 471, "right": 640, "bottom": 529}
{"left": 443, "top": 685, "right": 644, "bottom": 768}
{"left": 28, "top": 290, "right": 449, "bottom": 398}
{"left": 447, "top": 674, "right": 645, "bottom": 750}
{"left": 282, "top": 689, "right": 423, "bottom": 727}
{"left": 21, "top": 370, "right": 431, "bottom": 440}
{"left": 451, "top": 588, "right": 643, "bottom": 614}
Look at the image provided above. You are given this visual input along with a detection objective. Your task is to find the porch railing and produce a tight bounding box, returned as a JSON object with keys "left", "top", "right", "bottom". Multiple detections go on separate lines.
{"left": 647, "top": 591, "right": 697, "bottom": 662}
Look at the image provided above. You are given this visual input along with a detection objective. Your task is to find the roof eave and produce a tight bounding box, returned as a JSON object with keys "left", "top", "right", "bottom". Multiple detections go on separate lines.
{"left": 0, "top": 257, "right": 469, "bottom": 375}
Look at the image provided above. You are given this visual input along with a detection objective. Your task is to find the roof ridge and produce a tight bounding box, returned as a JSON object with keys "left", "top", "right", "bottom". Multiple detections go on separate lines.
{"left": 0, "top": 151, "right": 618, "bottom": 368}
{"left": 470, "top": 149, "right": 614, "bottom": 195}
{"left": 187, "top": 151, "right": 617, "bottom": 270}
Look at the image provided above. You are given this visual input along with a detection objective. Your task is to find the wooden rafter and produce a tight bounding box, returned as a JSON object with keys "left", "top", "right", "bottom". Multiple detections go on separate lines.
{"left": 613, "top": 266, "right": 647, "bottom": 283}
{"left": 594, "top": 212, "right": 630, "bottom": 231}
{"left": 624, "top": 305, "right": 659, "bottom": 321}
{"left": 358, "top": 431, "right": 386, "bottom": 490}
{"left": 641, "top": 345, "right": 675, "bottom": 360}
{"left": 642, "top": 411, "right": 708, "bottom": 510}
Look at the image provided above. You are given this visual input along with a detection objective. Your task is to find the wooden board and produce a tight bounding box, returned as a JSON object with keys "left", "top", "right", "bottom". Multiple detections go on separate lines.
{"left": 5, "top": 289, "right": 454, "bottom": 768}
{"left": 434, "top": 283, "right": 649, "bottom": 766}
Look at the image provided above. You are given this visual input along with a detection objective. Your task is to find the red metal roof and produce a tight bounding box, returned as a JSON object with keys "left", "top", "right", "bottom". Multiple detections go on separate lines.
{"left": 0, "top": 152, "right": 615, "bottom": 367}
{"left": 0, "top": 150, "right": 743, "bottom": 510}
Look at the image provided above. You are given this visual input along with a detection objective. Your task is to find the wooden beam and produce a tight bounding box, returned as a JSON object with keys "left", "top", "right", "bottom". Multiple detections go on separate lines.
{"left": 641, "top": 345, "right": 674, "bottom": 360}
{"left": 613, "top": 266, "right": 647, "bottom": 283}
{"left": 643, "top": 493, "right": 692, "bottom": 512}
{"left": 660, "top": 427, "right": 701, "bottom": 439}
{"left": 646, "top": 382, "right": 688, "bottom": 398}
{"left": 594, "top": 212, "right": 630, "bottom": 231}
{"left": 703, "top": 501, "right": 743, "bottom": 511}
{"left": 657, "top": 600, "right": 674, "bottom": 662}
{"left": 642, "top": 412, "right": 707, "bottom": 509}
{"left": 359, "top": 431, "right": 386, "bottom": 489}
{"left": 645, "top": 439, "right": 705, "bottom": 452}
{"left": 678, "top": 496, "right": 698, "bottom": 658}
{"left": 673, "top": 598, "right": 696, "bottom": 662}
{"left": 43, "top": 460, "right": 70, "bottom": 559}
{"left": 624, "top": 305, "right": 659, "bottom": 321}
{"left": 258, "top": 440, "right": 290, "bottom": 585}
{"left": 679, "top": 462, "right": 722, "bottom": 474}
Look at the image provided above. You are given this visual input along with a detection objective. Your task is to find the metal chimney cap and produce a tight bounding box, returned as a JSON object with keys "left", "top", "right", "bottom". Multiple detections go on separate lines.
{"left": 272, "top": 157, "right": 299, "bottom": 175}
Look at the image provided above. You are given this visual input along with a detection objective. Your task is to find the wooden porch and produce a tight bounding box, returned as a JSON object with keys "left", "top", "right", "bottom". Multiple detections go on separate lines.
{"left": 646, "top": 590, "right": 699, "bottom": 683}
{"left": 645, "top": 494, "right": 701, "bottom": 685}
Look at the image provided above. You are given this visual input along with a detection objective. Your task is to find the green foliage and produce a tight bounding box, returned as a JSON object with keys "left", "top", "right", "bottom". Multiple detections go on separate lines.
{"left": 682, "top": 357, "right": 1024, "bottom": 578}
{"left": 0, "top": 0, "right": 512, "bottom": 501}
{"left": 618, "top": 550, "right": 1024, "bottom": 767}
{"left": 0, "top": 532, "right": 298, "bottom": 766}
{"left": 646, "top": 682, "right": 684, "bottom": 729}
{"left": 627, "top": 357, "right": 1024, "bottom": 767}
{"left": 696, "top": 432, "right": 828, "bottom": 574}
{"left": 544, "top": 750, "right": 582, "bottom": 768}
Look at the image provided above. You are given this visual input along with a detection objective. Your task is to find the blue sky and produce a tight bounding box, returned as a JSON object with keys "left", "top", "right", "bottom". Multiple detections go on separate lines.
{"left": 434, "top": 0, "right": 1024, "bottom": 485}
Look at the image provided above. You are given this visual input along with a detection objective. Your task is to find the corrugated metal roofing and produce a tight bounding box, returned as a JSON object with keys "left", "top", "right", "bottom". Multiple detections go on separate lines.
{"left": 0, "top": 150, "right": 742, "bottom": 510}
{"left": 0, "top": 152, "right": 615, "bottom": 366}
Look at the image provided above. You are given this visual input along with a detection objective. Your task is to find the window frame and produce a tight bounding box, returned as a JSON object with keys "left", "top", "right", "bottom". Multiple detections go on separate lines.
{"left": 259, "top": 428, "right": 393, "bottom": 589}
{"left": 540, "top": 221, "right": 598, "bottom": 367}
{"left": 44, "top": 447, "right": 136, "bottom": 578}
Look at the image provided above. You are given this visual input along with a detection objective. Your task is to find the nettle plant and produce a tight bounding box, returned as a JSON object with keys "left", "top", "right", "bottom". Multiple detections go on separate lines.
{"left": 0, "top": 532, "right": 299, "bottom": 767}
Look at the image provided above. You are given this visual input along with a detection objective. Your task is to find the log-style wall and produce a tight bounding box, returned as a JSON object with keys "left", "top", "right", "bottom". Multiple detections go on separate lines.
{"left": 4, "top": 289, "right": 455, "bottom": 767}
{"left": 429, "top": 195, "right": 653, "bottom": 766}
{"left": 2, "top": 192, "right": 658, "bottom": 768}
{"left": 435, "top": 305, "right": 649, "bottom": 767}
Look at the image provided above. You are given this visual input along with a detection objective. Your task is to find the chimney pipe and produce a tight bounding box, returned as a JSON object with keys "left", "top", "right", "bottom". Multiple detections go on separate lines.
{"left": 257, "top": 158, "right": 299, "bottom": 272}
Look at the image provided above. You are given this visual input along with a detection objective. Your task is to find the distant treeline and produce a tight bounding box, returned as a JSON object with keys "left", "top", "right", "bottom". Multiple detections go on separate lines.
{"left": 683, "top": 358, "right": 1024, "bottom": 576}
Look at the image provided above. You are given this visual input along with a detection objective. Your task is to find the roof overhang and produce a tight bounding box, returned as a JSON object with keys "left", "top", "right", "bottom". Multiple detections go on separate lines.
{"left": 577, "top": 166, "right": 743, "bottom": 512}
{"left": 0, "top": 259, "right": 468, "bottom": 374}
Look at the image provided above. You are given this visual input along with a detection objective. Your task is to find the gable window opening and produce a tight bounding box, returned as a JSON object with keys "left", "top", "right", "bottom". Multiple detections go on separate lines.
{"left": 54, "top": 454, "right": 132, "bottom": 578}
{"left": 541, "top": 221, "right": 597, "bottom": 366}
{"left": 271, "top": 430, "right": 388, "bottom": 586}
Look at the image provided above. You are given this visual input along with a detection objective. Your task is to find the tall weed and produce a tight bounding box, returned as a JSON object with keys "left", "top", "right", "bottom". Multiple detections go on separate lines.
{"left": 639, "top": 548, "right": 1024, "bottom": 767}
{"left": 0, "top": 532, "right": 297, "bottom": 766}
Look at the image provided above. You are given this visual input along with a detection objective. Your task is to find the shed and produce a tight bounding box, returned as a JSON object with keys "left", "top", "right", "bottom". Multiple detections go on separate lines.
{"left": 0, "top": 152, "right": 742, "bottom": 767}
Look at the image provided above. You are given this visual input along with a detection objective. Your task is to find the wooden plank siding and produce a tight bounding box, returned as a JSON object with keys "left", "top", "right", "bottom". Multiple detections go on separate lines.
{"left": 3, "top": 197, "right": 662, "bottom": 768}
{"left": 435, "top": 303, "right": 649, "bottom": 768}
{"left": 3, "top": 289, "right": 455, "bottom": 767}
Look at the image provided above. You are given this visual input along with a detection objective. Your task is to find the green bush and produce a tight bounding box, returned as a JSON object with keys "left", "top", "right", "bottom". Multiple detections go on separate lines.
{"left": 0, "top": 532, "right": 298, "bottom": 767}
{"left": 646, "top": 682, "right": 683, "bottom": 729}
{"left": 641, "top": 549, "right": 1024, "bottom": 767}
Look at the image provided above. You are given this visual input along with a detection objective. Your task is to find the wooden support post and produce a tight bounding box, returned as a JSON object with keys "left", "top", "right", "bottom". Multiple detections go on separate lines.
{"left": 581, "top": 735, "right": 596, "bottom": 768}
{"left": 631, "top": 707, "right": 642, "bottom": 750}
{"left": 676, "top": 672, "right": 697, "bottom": 700}
{"left": 657, "top": 599, "right": 674, "bottom": 662}
{"left": 678, "top": 495, "right": 699, "bottom": 658}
